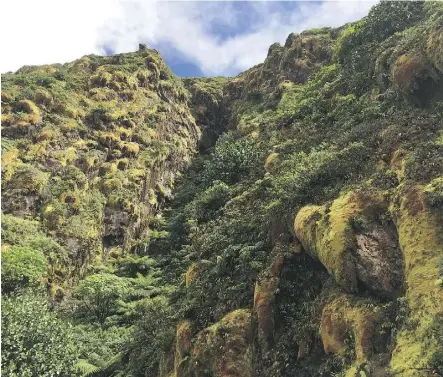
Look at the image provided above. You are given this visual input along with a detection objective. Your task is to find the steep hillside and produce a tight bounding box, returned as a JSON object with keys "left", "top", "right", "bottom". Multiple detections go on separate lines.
{"left": 2, "top": 45, "right": 199, "bottom": 287}
{"left": 2, "top": 2, "right": 443, "bottom": 377}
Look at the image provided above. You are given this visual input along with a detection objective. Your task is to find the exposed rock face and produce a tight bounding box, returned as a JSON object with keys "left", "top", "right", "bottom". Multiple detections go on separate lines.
{"left": 294, "top": 190, "right": 404, "bottom": 297}
{"left": 253, "top": 254, "right": 285, "bottom": 345}
{"left": 321, "top": 295, "right": 382, "bottom": 365}
{"left": 354, "top": 227, "right": 401, "bottom": 295}
{"left": 176, "top": 320, "right": 192, "bottom": 360}
{"left": 183, "top": 77, "right": 230, "bottom": 152}
{"left": 228, "top": 30, "right": 334, "bottom": 101}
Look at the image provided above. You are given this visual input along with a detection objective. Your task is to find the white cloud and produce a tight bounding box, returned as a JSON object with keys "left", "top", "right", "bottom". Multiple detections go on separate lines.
{"left": 1, "top": 0, "right": 378, "bottom": 76}
{"left": 0, "top": 0, "right": 120, "bottom": 73}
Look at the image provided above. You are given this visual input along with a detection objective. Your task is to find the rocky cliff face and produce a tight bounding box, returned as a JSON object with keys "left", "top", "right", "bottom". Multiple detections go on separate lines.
{"left": 2, "top": 2, "right": 443, "bottom": 377}
{"left": 2, "top": 45, "right": 199, "bottom": 284}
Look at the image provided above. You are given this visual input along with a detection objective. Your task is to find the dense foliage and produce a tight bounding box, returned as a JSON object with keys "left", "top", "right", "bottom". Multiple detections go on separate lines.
{"left": 2, "top": 2, "right": 443, "bottom": 377}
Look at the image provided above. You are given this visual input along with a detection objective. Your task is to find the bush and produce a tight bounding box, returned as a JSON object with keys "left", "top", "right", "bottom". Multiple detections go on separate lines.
{"left": 185, "top": 182, "right": 231, "bottom": 224}
{"left": 1, "top": 289, "right": 79, "bottom": 377}
{"left": 125, "top": 296, "right": 175, "bottom": 377}
{"left": 203, "top": 135, "right": 263, "bottom": 185}
{"left": 1, "top": 246, "right": 47, "bottom": 293}
{"left": 403, "top": 143, "right": 443, "bottom": 182}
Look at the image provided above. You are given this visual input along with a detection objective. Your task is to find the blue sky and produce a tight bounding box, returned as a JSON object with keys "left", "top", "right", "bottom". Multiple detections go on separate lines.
{"left": 1, "top": 1, "right": 377, "bottom": 77}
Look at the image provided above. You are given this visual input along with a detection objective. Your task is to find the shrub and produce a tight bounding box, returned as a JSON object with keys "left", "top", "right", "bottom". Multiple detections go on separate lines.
{"left": 403, "top": 143, "right": 443, "bottom": 182}
{"left": 1, "top": 289, "right": 79, "bottom": 377}
{"left": 7, "top": 164, "right": 49, "bottom": 193}
{"left": 1, "top": 246, "right": 47, "bottom": 293}
{"left": 203, "top": 135, "right": 263, "bottom": 185}
{"left": 125, "top": 296, "right": 175, "bottom": 377}
{"left": 185, "top": 182, "right": 231, "bottom": 224}
{"left": 12, "top": 99, "right": 41, "bottom": 125}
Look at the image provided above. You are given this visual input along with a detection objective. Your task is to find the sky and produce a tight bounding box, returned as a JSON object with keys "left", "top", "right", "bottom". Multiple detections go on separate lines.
{"left": 1, "top": 0, "right": 378, "bottom": 77}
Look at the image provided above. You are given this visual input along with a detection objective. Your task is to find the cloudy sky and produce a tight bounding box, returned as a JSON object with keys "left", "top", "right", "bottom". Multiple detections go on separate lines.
{"left": 1, "top": 0, "right": 377, "bottom": 77}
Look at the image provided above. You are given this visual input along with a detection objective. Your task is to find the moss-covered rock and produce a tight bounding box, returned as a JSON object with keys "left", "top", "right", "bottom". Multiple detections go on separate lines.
{"left": 176, "top": 320, "right": 192, "bottom": 360}
{"left": 185, "top": 260, "right": 212, "bottom": 288}
{"left": 389, "top": 184, "right": 443, "bottom": 376}
{"left": 321, "top": 295, "right": 383, "bottom": 365}
{"left": 192, "top": 309, "right": 252, "bottom": 377}
{"left": 294, "top": 190, "right": 403, "bottom": 297}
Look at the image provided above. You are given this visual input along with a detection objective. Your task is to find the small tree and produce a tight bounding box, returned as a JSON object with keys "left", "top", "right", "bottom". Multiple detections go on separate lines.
{"left": 125, "top": 296, "right": 175, "bottom": 377}
{"left": 74, "top": 273, "right": 129, "bottom": 326}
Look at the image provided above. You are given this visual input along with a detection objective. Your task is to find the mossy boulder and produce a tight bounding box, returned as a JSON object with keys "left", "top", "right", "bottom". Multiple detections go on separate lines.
{"left": 192, "top": 309, "right": 252, "bottom": 377}
{"left": 176, "top": 320, "right": 192, "bottom": 360}
{"left": 321, "top": 295, "right": 382, "bottom": 365}
{"left": 389, "top": 184, "right": 443, "bottom": 376}
{"left": 253, "top": 253, "right": 285, "bottom": 344}
{"left": 294, "top": 190, "right": 403, "bottom": 297}
{"left": 264, "top": 152, "right": 280, "bottom": 173}
{"left": 185, "top": 260, "right": 212, "bottom": 288}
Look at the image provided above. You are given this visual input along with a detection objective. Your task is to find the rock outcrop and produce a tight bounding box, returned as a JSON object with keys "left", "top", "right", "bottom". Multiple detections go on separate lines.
{"left": 294, "top": 190, "right": 404, "bottom": 297}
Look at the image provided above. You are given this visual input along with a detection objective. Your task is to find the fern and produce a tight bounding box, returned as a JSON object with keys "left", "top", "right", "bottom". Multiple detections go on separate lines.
{"left": 74, "top": 359, "right": 101, "bottom": 377}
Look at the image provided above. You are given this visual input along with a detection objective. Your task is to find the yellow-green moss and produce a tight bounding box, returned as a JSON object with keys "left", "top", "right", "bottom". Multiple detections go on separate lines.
{"left": 294, "top": 190, "right": 387, "bottom": 292}
{"left": 116, "top": 127, "right": 132, "bottom": 140}
{"left": 176, "top": 320, "right": 192, "bottom": 361}
{"left": 1, "top": 148, "right": 21, "bottom": 181}
{"left": 264, "top": 152, "right": 280, "bottom": 173}
{"left": 389, "top": 184, "right": 443, "bottom": 376}
{"left": 58, "top": 104, "right": 85, "bottom": 119}
{"left": 389, "top": 148, "right": 408, "bottom": 182}
{"left": 59, "top": 118, "right": 81, "bottom": 133}
{"left": 52, "top": 147, "right": 77, "bottom": 167}
{"left": 102, "top": 178, "right": 123, "bottom": 194}
{"left": 121, "top": 142, "right": 140, "bottom": 156}
{"left": 8, "top": 165, "right": 50, "bottom": 193}
{"left": 99, "top": 162, "right": 118, "bottom": 175}
{"left": 37, "top": 129, "right": 55, "bottom": 141}
{"left": 1, "top": 91, "right": 14, "bottom": 103}
{"left": 97, "top": 131, "right": 121, "bottom": 146}
{"left": 147, "top": 188, "right": 157, "bottom": 205}
{"left": 254, "top": 276, "right": 279, "bottom": 341}
{"left": 392, "top": 55, "right": 427, "bottom": 92}
{"left": 13, "top": 99, "right": 41, "bottom": 125}
{"left": 127, "top": 168, "right": 145, "bottom": 183}
{"left": 426, "top": 18, "right": 443, "bottom": 72}
{"left": 35, "top": 89, "right": 53, "bottom": 106}
{"left": 24, "top": 143, "right": 47, "bottom": 161}
{"left": 185, "top": 263, "right": 199, "bottom": 288}
{"left": 192, "top": 309, "right": 252, "bottom": 377}
{"left": 88, "top": 87, "right": 118, "bottom": 101}
{"left": 321, "top": 295, "right": 381, "bottom": 365}
{"left": 90, "top": 71, "right": 113, "bottom": 88}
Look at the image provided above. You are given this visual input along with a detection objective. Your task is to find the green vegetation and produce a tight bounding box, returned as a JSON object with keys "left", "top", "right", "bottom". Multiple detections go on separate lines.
{"left": 2, "top": 2, "right": 443, "bottom": 377}
{"left": 1, "top": 289, "right": 79, "bottom": 377}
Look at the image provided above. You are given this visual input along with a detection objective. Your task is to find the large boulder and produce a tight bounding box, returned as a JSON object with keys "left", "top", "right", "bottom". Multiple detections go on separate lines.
{"left": 294, "top": 190, "right": 403, "bottom": 297}
{"left": 191, "top": 309, "right": 253, "bottom": 377}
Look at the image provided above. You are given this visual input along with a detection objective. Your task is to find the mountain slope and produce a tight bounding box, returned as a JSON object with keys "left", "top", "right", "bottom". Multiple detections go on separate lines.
{"left": 2, "top": 2, "right": 443, "bottom": 377}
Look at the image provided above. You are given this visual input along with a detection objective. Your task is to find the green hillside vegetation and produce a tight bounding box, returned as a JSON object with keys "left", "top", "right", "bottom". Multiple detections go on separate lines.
{"left": 2, "top": 2, "right": 443, "bottom": 377}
